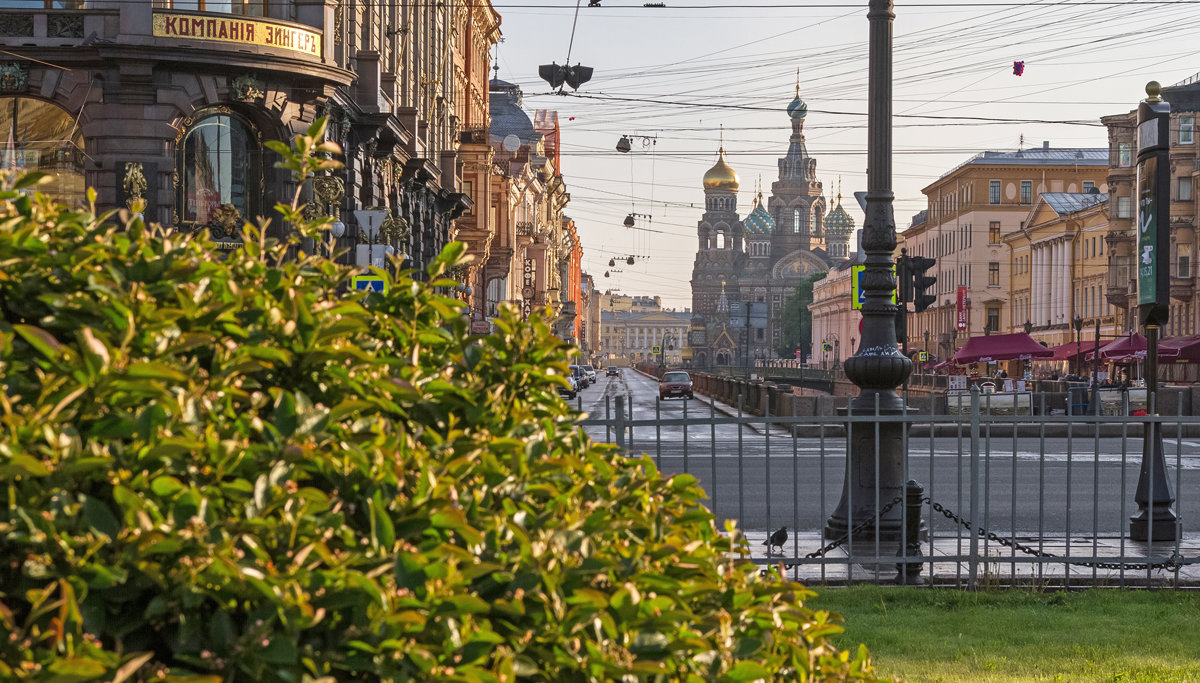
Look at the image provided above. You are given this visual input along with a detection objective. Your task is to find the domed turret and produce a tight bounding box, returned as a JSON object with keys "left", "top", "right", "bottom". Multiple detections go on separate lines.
{"left": 826, "top": 200, "right": 855, "bottom": 236}
{"left": 703, "top": 147, "right": 740, "bottom": 191}
{"left": 787, "top": 80, "right": 808, "bottom": 120}
{"left": 742, "top": 192, "right": 775, "bottom": 235}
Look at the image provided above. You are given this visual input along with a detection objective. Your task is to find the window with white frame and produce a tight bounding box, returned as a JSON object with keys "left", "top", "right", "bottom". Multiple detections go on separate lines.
{"left": 1181, "top": 115, "right": 1194, "bottom": 145}
{"left": 1179, "top": 177, "right": 1192, "bottom": 202}
{"left": 1118, "top": 142, "right": 1132, "bottom": 167}
{"left": 1117, "top": 196, "right": 1131, "bottom": 218}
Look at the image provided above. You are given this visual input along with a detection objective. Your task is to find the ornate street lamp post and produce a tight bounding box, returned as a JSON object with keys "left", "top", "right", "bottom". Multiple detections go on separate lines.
{"left": 825, "top": 0, "right": 914, "bottom": 544}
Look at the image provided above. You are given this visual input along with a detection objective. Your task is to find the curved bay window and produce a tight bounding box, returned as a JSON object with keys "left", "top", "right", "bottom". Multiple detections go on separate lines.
{"left": 0, "top": 97, "right": 86, "bottom": 207}
{"left": 177, "top": 110, "right": 262, "bottom": 238}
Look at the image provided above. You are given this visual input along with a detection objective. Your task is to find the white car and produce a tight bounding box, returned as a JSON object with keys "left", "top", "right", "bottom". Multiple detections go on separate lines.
{"left": 558, "top": 371, "right": 579, "bottom": 399}
{"left": 582, "top": 365, "right": 598, "bottom": 383}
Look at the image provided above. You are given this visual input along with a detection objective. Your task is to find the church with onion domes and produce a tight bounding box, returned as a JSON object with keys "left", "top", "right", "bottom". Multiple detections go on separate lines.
{"left": 687, "top": 82, "right": 856, "bottom": 368}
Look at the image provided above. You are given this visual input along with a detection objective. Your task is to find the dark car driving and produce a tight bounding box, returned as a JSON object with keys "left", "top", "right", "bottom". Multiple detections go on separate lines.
{"left": 658, "top": 371, "right": 693, "bottom": 400}
{"left": 606, "top": 366, "right": 619, "bottom": 377}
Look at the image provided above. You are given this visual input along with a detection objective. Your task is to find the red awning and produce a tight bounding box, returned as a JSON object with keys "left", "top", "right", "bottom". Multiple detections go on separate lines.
{"left": 951, "top": 333, "right": 1053, "bottom": 365}
{"left": 1157, "top": 335, "right": 1200, "bottom": 363}
{"left": 1038, "top": 341, "right": 1100, "bottom": 362}
{"left": 1085, "top": 333, "right": 1148, "bottom": 363}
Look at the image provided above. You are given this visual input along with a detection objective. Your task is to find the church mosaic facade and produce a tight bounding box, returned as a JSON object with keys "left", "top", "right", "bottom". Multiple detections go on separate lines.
{"left": 688, "top": 85, "right": 856, "bottom": 368}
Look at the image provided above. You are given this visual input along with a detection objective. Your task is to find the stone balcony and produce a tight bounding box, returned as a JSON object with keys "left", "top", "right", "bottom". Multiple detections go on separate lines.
{"left": 0, "top": 9, "right": 116, "bottom": 46}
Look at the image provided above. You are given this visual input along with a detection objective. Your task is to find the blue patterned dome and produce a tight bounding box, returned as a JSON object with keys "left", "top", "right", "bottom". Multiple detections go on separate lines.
{"left": 742, "top": 194, "right": 775, "bottom": 234}
{"left": 787, "top": 95, "right": 808, "bottom": 120}
{"left": 826, "top": 200, "right": 855, "bottom": 236}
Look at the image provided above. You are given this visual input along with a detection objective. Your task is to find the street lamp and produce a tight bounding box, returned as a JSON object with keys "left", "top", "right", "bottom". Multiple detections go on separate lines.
{"left": 1072, "top": 315, "right": 1084, "bottom": 378}
{"left": 826, "top": 0, "right": 914, "bottom": 549}
{"left": 923, "top": 329, "right": 930, "bottom": 373}
{"left": 616, "top": 134, "right": 656, "bottom": 153}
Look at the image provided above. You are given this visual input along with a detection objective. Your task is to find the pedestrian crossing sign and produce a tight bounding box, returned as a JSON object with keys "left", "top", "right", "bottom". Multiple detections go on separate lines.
{"left": 850, "top": 264, "right": 897, "bottom": 310}
{"left": 651, "top": 345, "right": 661, "bottom": 355}
{"left": 918, "top": 351, "right": 928, "bottom": 361}
{"left": 351, "top": 275, "right": 387, "bottom": 293}
{"left": 822, "top": 342, "right": 833, "bottom": 353}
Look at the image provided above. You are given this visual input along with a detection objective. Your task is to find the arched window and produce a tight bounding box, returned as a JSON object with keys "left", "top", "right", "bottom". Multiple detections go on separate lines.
{"left": 716, "top": 228, "right": 728, "bottom": 249}
{"left": 793, "top": 207, "right": 809, "bottom": 235}
{"left": 178, "top": 110, "right": 262, "bottom": 234}
{"left": 0, "top": 96, "right": 85, "bottom": 208}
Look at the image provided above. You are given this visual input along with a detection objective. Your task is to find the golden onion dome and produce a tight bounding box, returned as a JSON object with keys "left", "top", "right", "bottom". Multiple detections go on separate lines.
{"left": 703, "top": 147, "right": 740, "bottom": 191}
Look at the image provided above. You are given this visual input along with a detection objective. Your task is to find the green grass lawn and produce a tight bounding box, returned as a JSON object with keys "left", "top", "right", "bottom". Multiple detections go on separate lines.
{"left": 809, "top": 587, "right": 1200, "bottom": 682}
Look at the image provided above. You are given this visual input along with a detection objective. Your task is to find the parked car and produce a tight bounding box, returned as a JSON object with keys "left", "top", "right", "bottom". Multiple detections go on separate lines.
{"left": 582, "top": 365, "right": 597, "bottom": 383}
{"left": 568, "top": 364, "right": 589, "bottom": 388}
{"left": 606, "top": 366, "right": 620, "bottom": 377}
{"left": 558, "top": 372, "right": 578, "bottom": 399}
{"left": 659, "top": 371, "right": 694, "bottom": 400}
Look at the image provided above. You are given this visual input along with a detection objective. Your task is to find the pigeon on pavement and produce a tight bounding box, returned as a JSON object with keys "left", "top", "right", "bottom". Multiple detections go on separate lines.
{"left": 763, "top": 526, "right": 787, "bottom": 555}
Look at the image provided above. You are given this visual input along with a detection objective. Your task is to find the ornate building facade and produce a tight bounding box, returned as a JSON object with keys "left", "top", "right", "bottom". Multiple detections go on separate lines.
{"left": 1102, "top": 76, "right": 1200, "bottom": 340}
{"left": 0, "top": 0, "right": 500, "bottom": 280}
{"left": 687, "top": 85, "right": 852, "bottom": 367}
{"left": 484, "top": 78, "right": 574, "bottom": 334}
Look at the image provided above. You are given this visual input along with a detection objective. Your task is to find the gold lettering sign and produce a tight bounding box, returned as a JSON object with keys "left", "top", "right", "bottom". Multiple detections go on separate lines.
{"left": 153, "top": 12, "right": 321, "bottom": 58}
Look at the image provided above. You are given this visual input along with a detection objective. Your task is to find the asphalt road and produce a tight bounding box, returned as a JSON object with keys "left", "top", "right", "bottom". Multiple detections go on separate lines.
{"left": 575, "top": 370, "right": 1200, "bottom": 537}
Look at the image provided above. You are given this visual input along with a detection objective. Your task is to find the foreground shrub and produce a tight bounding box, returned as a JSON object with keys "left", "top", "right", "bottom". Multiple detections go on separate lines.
{"left": 0, "top": 122, "right": 882, "bottom": 681}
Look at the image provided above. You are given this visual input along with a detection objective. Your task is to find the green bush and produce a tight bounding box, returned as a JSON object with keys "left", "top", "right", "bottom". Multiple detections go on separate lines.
{"left": 0, "top": 121, "right": 883, "bottom": 682}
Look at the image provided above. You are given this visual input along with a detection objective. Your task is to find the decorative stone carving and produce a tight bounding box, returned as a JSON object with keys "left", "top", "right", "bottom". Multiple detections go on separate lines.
{"left": 0, "top": 15, "right": 33, "bottom": 38}
{"left": 48, "top": 15, "right": 83, "bottom": 38}
{"left": 0, "top": 62, "right": 28, "bottom": 93}
{"left": 122, "top": 162, "right": 147, "bottom": 212}
{"left": 231, "top": 74, "right": 264, "bottom": 103}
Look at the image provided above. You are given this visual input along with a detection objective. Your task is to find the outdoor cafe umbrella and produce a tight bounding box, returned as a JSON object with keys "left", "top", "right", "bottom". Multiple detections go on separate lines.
{"left": 1037, "top": 341, "right": 1093, "bottom": 362}
{"left": 950, "top": 332, "right": 1053, "bottom": 365}
{"left": 1155, "top": 335, "right": 1200, "bottom": 363}
{"left": 1085, "top": 333, "right": 1148, "bottom": 363}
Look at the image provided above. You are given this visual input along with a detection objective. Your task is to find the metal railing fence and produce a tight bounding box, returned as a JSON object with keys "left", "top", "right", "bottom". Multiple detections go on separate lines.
{"left": 577, "top": 388, "right": 1200, "bottom": 588}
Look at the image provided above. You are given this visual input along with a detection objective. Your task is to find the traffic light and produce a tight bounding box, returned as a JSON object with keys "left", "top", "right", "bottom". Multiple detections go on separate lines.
{"left": 910, "top": 256, "right": 937, "bottom": 313}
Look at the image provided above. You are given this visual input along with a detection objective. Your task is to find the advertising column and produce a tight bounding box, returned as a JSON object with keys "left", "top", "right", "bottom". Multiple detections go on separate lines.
{"left": 1131, "top": 80, "right": 1177, "bottom": 542}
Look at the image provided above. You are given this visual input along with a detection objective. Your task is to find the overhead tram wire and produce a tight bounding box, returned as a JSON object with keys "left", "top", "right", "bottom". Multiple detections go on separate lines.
{"left": 529, "top": 92, "right": 1104, "bottom": 126}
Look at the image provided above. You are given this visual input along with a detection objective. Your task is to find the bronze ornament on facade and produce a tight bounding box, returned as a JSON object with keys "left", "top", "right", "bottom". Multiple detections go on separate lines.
{"left": 123, "top": 162, "right": 147, "bottom": 213}
{"left": 0, "top": 62, "right": 28, "bottom": 92}
{"left": 210, "top": 204, "right": 243, "bottom": 239}
{"left": 231, "top": 74, "right": 265, "bottom": 103}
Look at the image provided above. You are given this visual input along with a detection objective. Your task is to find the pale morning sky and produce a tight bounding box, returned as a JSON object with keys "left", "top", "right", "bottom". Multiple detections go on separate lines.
{"left": 492, "top": 0, "right": 1200, "bottom": 310}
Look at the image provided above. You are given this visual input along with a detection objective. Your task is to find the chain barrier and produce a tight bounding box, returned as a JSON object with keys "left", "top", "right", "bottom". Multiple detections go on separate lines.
{"left": 762, "top": 496, "right": 1183, "bottom": 574}
{"left": 760, "top": 496, "right": 903, "bottom": 575}
{"left": 926, "top": 498, "right": 1184, "bottom": 572}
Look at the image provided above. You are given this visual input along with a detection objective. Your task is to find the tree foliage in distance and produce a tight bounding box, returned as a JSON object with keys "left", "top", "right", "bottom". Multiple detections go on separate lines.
{"left": 0, "top": 120, "right": 883, "bottom": 682}
{"left": 774, "top": 271, "right": 827, "bottom": 359}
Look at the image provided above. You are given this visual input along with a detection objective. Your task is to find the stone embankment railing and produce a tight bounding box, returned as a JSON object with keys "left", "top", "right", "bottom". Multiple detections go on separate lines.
{"left": 640, "top": 364, "right": 1200, "bottom": 418}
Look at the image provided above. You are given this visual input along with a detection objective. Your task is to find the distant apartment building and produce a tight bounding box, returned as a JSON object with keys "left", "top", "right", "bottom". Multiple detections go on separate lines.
{"left": 900, "top": 142, "right": 1109, "bottom": 361}
{"left": 1102, "top": 75, "right": 1200, "bottom": 340}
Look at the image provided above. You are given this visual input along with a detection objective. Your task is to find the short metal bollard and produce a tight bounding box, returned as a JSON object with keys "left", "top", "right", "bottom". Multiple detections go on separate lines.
{"left": 896, "top": 479, "right": 926, "bottom": 584}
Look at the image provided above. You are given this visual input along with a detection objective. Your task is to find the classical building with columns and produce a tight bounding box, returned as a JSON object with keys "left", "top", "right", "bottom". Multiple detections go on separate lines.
{"left": 1004, "top": 192, "right": 1116, "bottom": 351}
{"left": 900, "top": 142, "right": 1108, "bottom": 362}
{"left": 600, "top": 310, "right": 691, "bottom": 366}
